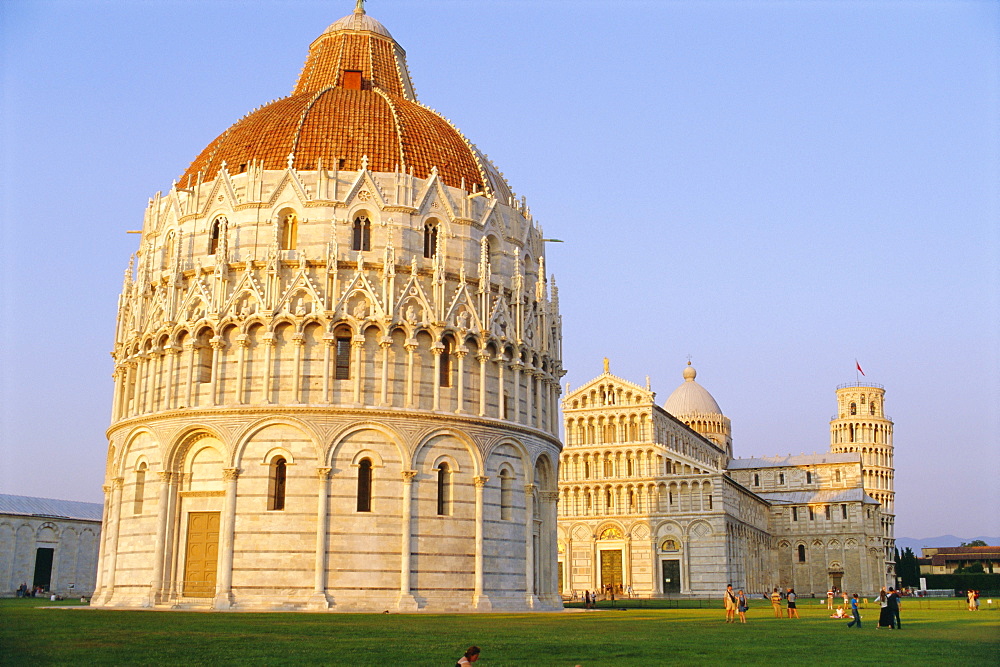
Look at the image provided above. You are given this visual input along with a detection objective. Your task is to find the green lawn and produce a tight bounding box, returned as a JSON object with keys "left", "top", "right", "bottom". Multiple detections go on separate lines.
{"left": 1, "top": 597, "right": 996, "bottom": 665}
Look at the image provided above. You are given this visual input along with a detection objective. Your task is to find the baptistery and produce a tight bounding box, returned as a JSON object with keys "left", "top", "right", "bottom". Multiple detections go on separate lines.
{"left": 93, "top": 5, "right": 563, "bottom": 611}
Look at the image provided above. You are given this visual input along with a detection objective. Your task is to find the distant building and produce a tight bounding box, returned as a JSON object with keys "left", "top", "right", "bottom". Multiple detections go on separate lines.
{"left": 919, "top": 546, "right": 1000, "bottom": 575}
{"left": 557, "top": 362, "right": 893, "bottom": 597}
{"left": 0, "top": 494, "right": 102, "bottom": 597}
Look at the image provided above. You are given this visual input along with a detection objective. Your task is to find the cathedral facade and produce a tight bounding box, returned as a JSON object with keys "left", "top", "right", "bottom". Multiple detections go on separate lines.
{"left": 557, "top": 363, "right": 893, "bottom": 597}
{"left": 93, "top": 6, "right": 563, "bottom": 611}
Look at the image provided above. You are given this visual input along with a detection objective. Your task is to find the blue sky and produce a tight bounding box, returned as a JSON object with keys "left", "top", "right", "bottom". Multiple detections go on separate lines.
{"left": 1, "top": 0, "right": 997, "bottom": 539}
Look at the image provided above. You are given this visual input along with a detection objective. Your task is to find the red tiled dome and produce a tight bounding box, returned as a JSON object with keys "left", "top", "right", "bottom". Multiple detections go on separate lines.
{"left": 179, "top": 9, "right": 511, "bottom": 199}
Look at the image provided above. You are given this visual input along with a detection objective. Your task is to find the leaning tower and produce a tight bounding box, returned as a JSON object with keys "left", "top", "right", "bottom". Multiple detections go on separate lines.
{"left": 93, "top": 4, "right": 564, "bottom": 612}
{"left": 829, "top": 382, "right": 895, "bottom": 583}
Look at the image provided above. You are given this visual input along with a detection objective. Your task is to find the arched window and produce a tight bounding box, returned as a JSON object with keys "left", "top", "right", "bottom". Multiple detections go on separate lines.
{"left": 268, "top": 457, "right": 287, "bottom": 511}
{"left": 423, "top": 221, "right": 438, "bottom": 258}
{"left": 835, "top": 469, "right": 842, "bottom": 483}
{"left": 439, "top": 338, "right": 452, "bottom": 387}
{"left": 280, "top": 212, "right": 297, "bottom": 250}
{"left": 798, "top": 544, "right": 807, "bottom": 563}
{"left": 208, "top": 217, "right": 224, "bottom": 255}
{"left": 133, "top": 463, "right": 146, "bottom": 515}
{"left": 870, "top": 401, "right": 877, "bottom": 415}
{"left": 500, "top": 469, "right": 513, "bottom": 520}
{"left": 849, "top": 402, "right": 857, "bottom": 415}
{"left": 357, "top": 458, "right": 373, "bottom": 512}
{"left": 436, "top": 462, "right": 450, "bottom": 516}
{"left": 334, "top": 328, "right": 352, "bottom": 379}
{"left": 352, "top": 215, "right": 371, "bottom": 251}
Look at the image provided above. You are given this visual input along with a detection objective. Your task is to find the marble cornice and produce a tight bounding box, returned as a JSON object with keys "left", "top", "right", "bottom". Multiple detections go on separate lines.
{"left": 107, "top": 404, "right": 562, "bottom": 448}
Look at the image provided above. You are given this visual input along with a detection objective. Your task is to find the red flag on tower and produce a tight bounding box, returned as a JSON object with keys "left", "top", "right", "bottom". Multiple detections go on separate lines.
{"left": 855, "top": 360, "right": 865, "bottom": 376}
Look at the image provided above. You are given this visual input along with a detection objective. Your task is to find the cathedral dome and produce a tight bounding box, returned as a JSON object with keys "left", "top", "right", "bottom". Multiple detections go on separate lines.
{"left": 179, "top": 6, "right": 511, "bottom": 200}
{"left": 664, "top": 363, "right": 723, "bottom": 416}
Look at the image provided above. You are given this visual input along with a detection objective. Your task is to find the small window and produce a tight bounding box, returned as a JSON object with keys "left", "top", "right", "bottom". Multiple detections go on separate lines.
{"left": 280, "top": 213, "right": 297, "bottom": 250}
{"left": 357, "top": 458, "right": 372, "bottom": 512}
{"left": 500, "top": 469, "right": 513, "bottom": 520}
{"left": 792, "top": 507, "right": 798, "bottom": 521}
{"left": 753, "top": 474, "right": 759, "bottom": 487}
{"left": 208, "top": 217, "right": 223, "bottom": 255}
{"left": 133, "top": 464, "right": 146, "bottom": 515}
{"left": 798, "top": 544, "right": 807, "bottom": 563}
{"left": 808, "top": 507, "right": 815, "bottom": 521}
{"left": 268, "top": 457, "right": 287, "bottom": 511}
{"left": 849, "top": 402, "right": 857, "bottom": 415}
{"left": 436, "top": 462, "right": 450, "bottom": 516}
{"left": 806, "top": 471, "right": 812, "bottom": 484}
{"left": 835, "top": 469, "right": 842, "bottom": 483}
{"left": 779, "top": 473, "right": 785, "bottom": 485}
{"left": 842, "top": 504, "right": 848, "bottom": 520}
{"left": 423, "top": 221, "right": 438, "bottom": 259}
{"left": 343, "top": 70, "right": 362, "bottom": 90}
{"left": 352, "top": 216, "right": 371, "bottom": 251}
{"left": 824, "top": 505, "right": 831, "bottom": 520}
{"left": 335, "top": 335, "right": 352, "bottom": 379}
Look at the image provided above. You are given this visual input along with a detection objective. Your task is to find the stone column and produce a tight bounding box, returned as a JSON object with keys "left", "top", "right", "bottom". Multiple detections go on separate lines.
{"left": 477, "top": 353, "right": 489, "bottom": 416}
{"left": 454, "top": 347, "right": 468, "bottom": 413}
{"left": 404, "top": 340, "right": 417, "bottom": 408}
{"left": 98, "top": 478, "right": 124, "bottom": 605}
{"left": 523, "top": 483, "right": 538, "bottom": 607}
{"left": 473, "top": 475, "right": 491, "bottom": 610}
{"left": 379, "top": 337, "right": 392, "bottom": 405}
{"left": 496, "top": 357, "right": 506, "bottom": 419}
{"left": 292, "top": 334, "right": 305, "bottom": 403}
{"left": 624, "top": 535, "right": 633, "bottom": 590}
{"left": 261, "top": 333, "right": 275, "bottom": 404}
{"left": 213, "top": 468, "right": 240, "bottom": 610}
{"left": 165, "top": 345, "right": 179, "bottom": 410}
{"left": 431, "top": 343, "right": 444, "bottom": 411}
{"left": 184, "top": 342, "right": 196, "bottom": 408}
{"left": 91, "top": 483, "right": 113, "bottom": 601}
{"left": 310, "top": 467, "right": 332, "bottom": 609}
{"left": 164, "top": 472, "right": 182, "bottom": 600}
{"left": 680, "top": 535, "right": 690, "bottom": 594}
{"left": 235, "top": 335, "right": 249, "bottom": 404}
{"left": 511, "top": 363, "right": 523, "bottom": 424}
{"left": 539, "top": 490, "right": 560, "bottom": 606}
{"left": 148, "top": 471, "right": 172, "bottom": 606}
{"left": 524, "top": 368, "right": 534, "bottom": 427}
{"left": 397, "top": 470, "right": 419, "bottom": 610}
{"left": 110, "top": 368, "right": 124, "bottom": 422}
{"left": 651, "top": 540, "right": 661, "bottom": 595}
{"left": 137, "top": 352, "right": 150, "bottom": 414}
{"left": 209, "top": 337, "right": 224, "bottom": 405}
{"left": 322, "top": 334, "right": 334, "bottom": 403}
{"left": 352, "top": 336, "right": 365, "bottom": 404}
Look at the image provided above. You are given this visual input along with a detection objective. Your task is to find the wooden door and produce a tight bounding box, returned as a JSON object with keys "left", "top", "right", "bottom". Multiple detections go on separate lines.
{"left": 600, "top": 550, "right": 622, "bottom": 589}
{"left": 183, "top": 511, "right": 220, "bottom": 598}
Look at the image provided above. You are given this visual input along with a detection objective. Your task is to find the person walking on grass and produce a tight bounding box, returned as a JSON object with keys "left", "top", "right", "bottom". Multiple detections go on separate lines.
{"left": 724, "top": 584, "right": 738, "bottom": 623}
{"left": 846, "top": 593, "right": 862, "bottom": 628}
{"left": 876, "top": 587, "right": 892, "bottom": 629}
{"left": 888, "top": 587, "right": 901, "bottom": 629}
{"left": 770, "top": 588, "right": 783, "bottom": 618}
{"left": 737, "top": 589, "right": 749, "bottom": 623}
{"left": 786, "top": 588, "right": 799, "bottom": 618}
